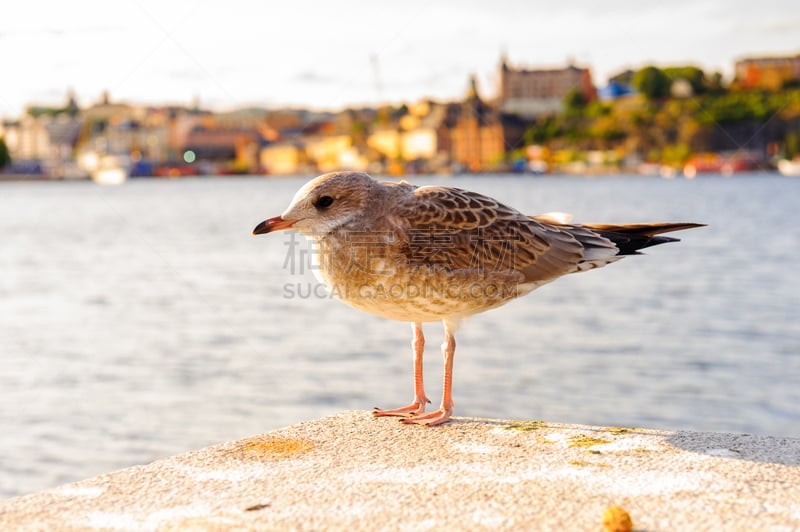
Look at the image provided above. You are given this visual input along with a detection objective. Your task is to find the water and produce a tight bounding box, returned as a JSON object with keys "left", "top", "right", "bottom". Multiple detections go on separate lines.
{"left": 1, "top": 173, "right": 798, "bottom": 499}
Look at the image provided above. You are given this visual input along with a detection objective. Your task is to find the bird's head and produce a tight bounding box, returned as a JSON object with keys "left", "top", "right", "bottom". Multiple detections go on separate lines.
{"left": 252, "top": 171, "right": 376, "bottom": 238}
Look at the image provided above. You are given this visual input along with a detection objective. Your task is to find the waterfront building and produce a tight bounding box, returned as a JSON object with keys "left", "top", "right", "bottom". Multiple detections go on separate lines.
{"left": 498, "top": 55, "right": 595, "bottom": 118}
{"left": 447, "top": 76, "right": 505, "bottom": 171}
{"left": 735, "top": 53, "right": 800, "bottom": 91}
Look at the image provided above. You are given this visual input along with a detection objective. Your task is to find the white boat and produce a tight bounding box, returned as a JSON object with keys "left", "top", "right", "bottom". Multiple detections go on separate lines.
{"left": 89, "top": 155, "right": 129, "bottom": 185}
{"left": 777, "top": 159, "right": 800, "bottom": 177}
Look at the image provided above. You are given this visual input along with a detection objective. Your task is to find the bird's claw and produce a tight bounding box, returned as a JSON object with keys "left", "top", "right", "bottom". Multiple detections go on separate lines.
{"left": 372, "top": 400, "right": 429, "bottom": 418}
{"left": 399, "top": 407, "right": 452, "bottom": 427}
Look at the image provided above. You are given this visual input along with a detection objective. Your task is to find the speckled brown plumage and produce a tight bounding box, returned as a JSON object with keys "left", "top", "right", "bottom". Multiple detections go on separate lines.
{"left": 253, "top": 171, "right": 704, "bottom": 426}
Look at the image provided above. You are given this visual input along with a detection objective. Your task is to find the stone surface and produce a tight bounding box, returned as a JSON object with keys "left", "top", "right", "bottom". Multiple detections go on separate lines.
{"left": 1, "top": 410, "right": 799, "bottom": 530}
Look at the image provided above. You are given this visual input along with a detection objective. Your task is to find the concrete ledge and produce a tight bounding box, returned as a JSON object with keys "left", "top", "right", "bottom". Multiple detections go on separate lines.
{"left": 1, "top": 410, "right": 799, "bottom": 530}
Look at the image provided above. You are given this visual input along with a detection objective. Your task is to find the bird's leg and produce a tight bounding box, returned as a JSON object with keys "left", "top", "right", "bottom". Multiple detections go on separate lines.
{"left": 402, "top": 320, "right": 456, "bottom": 426}
{"left": 373, "top": 322, "right": 430, "bottom": 417}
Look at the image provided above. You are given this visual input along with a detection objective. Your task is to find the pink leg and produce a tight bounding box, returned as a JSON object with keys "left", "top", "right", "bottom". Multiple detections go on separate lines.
{"left": 373, "top": 322, "right": 430, "bottom": 417}
{"left": 402, "top": 320, "right": 456, "bottom": 426}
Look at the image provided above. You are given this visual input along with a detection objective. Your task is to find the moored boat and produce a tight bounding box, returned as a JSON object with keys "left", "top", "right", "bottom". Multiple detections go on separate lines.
{"left": 777, "top": 159, "right": 800, "bottom": 177}
{"left": 90, "top": 154, "right": 129, "bottom": 185}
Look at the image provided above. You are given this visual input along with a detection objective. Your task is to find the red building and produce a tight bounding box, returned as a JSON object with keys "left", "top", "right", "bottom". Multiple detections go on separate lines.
{"left": 735, "top": 53, "right": 800, "bottom": 91}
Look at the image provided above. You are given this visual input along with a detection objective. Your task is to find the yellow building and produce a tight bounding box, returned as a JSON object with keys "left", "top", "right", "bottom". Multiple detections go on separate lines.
{"left": 401, "top": 129, "right": 437, "bottom": 160}
{"left": 306, "top": 134, "right": 367, "bottom": 172}
{"left": 260, "top": 143, "right": 302, "bottom": 175}
{"left": 367, "top": 129, "right": 401, "bottom": 160}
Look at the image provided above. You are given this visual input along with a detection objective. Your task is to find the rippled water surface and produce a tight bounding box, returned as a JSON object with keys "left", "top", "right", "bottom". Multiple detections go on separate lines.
{"left": 1, "top": 173, "right": 798, "bottom": 499}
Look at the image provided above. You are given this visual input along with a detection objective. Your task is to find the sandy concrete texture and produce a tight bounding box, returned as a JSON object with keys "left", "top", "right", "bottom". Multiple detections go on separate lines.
{"left": 1, "top": 410, "right": 799, "bottom": 531}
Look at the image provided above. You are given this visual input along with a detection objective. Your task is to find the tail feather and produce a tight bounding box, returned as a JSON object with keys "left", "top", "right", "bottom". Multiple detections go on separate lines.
{"left": 531, "top": 216, "right": 706, "bottom": 257}
{"left": 580, "top": 222, "right": 706, "bottom": 255}
{"left": 580, "top": 222, "right": 706, "bottom": 237}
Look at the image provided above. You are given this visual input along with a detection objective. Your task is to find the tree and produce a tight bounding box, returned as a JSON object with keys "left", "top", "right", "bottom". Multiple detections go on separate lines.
{"left": 663, "top": 66, "right": 708, "bottom": 95}
{"left": 0, "top": 137, "right": 11, "bottom": 169}
{"left": 564, "top": 88, "right": 588, "bottom": 118}
{"left": 524, "top": 116, "right": 562, "bottom": 144}
{"left": 632, "top": 66, "right": 671, "bottom": 100}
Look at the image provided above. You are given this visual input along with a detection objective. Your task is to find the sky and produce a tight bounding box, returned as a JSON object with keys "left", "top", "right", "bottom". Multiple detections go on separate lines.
{"left": 1, "top": 0, "right": 799, "bottom": 117}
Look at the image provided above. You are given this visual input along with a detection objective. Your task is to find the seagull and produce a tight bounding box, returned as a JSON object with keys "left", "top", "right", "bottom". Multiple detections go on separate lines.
{"left": 253, "top": 172, "right": 704, "bottom": 426}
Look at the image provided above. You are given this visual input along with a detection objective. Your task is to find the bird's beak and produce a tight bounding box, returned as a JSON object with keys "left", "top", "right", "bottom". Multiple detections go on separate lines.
{"left": 252, "top": 215, "right": 295, "bottom": 235}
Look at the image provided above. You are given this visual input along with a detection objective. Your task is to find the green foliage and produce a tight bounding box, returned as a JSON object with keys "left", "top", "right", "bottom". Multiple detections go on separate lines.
{"left": 525, "top": 116, "right": 563, "bottom": 144}
{"left": 707, "top": 72, "right": 725, "bottom": 93}
{"left": 521, "top": 75, "right": 800, "bottom": 164}
{"left": 661, "top": 143, "right": 692, "bottom": 165}
{"left": 7, "top": 66, "right": 797, "bottom": 174}
{"left": 564, "top": 88, "right": 588, "bottom": 117}
{"left": 0, "top": 137, "right": 10, "bottom": 169}
{"left": 696, "top": 91, "right": 777, "bottom": 124}
{"left": 663, "top": 66, "right": 708, "bottom": 94}
{"left": 26, "top": 105, "right": 78, "bottom": 118}
{"left": 584, "top": 101, "right": 612, "bottom": 119}
{"left": 589, "top": 116, "right": 625, "bottom": 142}
{"left": 632, "top": 66, "right": 672, "bottom": 100}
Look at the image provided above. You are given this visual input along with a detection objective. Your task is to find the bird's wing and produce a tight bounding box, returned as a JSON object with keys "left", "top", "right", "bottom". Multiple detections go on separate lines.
{"left": 393, "top": 186, "right": 601, "bottom": 283}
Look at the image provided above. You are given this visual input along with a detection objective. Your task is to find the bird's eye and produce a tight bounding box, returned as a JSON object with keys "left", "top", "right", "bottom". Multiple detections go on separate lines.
{"left": 316, "top": 195, "right": 334, "bottom": 208}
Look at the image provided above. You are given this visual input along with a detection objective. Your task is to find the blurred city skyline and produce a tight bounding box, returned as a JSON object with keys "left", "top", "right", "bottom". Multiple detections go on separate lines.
{"left": 2, "top": 0, "right": 799, "bottom": 116}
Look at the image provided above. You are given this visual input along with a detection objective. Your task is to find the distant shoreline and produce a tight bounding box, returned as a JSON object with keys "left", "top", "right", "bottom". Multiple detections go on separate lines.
{"left": 0, "top": 169, "right": 787, "bottom": 183}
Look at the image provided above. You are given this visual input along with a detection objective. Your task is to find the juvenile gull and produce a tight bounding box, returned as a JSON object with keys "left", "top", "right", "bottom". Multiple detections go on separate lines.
{"left": 253, "top": 172, "right": 704, "bottom": 426}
